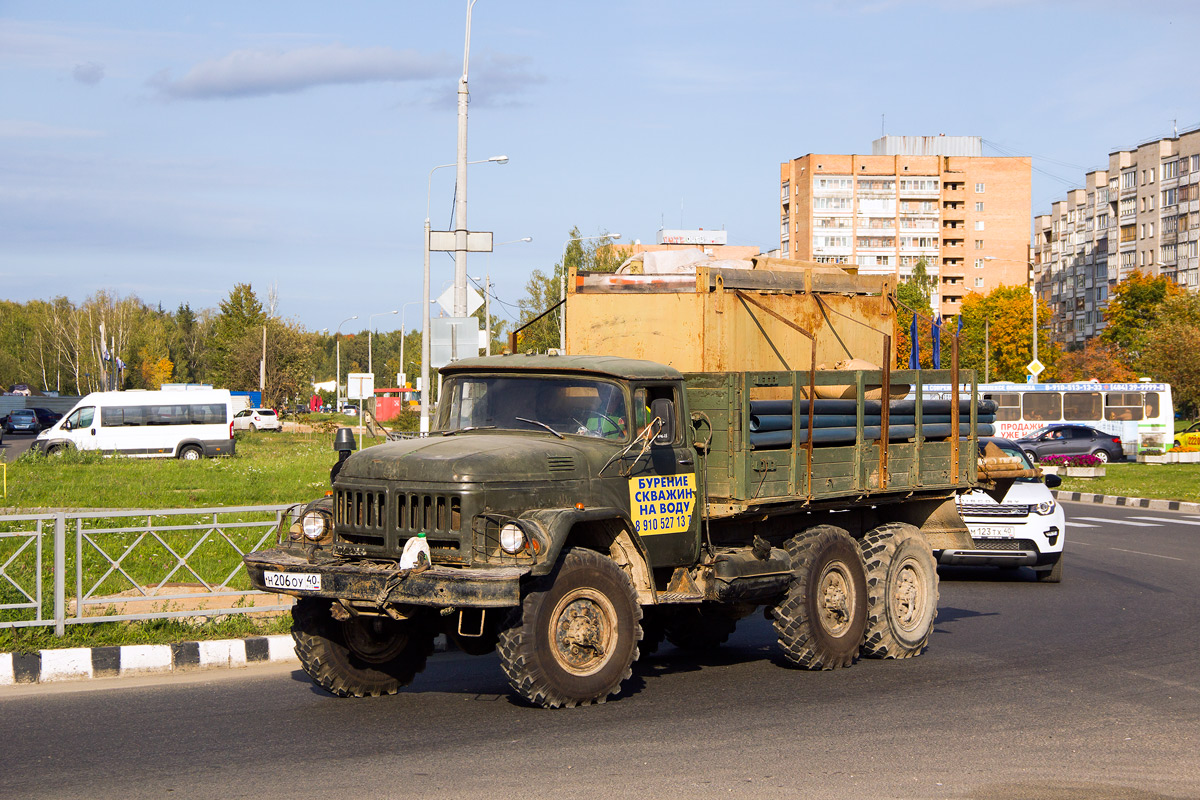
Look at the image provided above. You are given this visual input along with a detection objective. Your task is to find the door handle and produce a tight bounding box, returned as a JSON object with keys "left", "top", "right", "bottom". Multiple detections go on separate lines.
{"left": 678, "top": 457, "right": 693, "bottom": 465}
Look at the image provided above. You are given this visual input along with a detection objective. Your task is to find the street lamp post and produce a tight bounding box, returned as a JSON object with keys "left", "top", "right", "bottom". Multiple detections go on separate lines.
{"left": 453, "top": 0, "right": 481, "bottom": 319}
{"left": 423, "top": 155, "right": 508, "bottom": 434}
{"left": 397, "top": 300, "right": 425, "bottom": 389}
{"left": 560, "top": 233, "right": 620, "bottom": 352}
{"left": 335, "top": 315, "right": 358, "bottom": 413}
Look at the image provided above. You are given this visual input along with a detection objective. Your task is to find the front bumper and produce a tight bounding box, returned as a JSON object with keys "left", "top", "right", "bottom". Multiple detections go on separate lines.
{"left": 244, "top": 547, "right": 529, "bottom": 609}
{"left": 937, "top": 521, "right": 1062, "bottom": 567}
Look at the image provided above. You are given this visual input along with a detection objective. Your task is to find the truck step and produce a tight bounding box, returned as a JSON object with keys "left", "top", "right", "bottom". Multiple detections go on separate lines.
{"left": 656, "top": 591, "right": 705, "bottom": 604}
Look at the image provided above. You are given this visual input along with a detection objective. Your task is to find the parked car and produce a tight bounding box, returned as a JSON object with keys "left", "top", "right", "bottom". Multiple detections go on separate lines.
{"left": 5, "top": 408, "right": 42, "bottom": 435}
{"left": 1016, "top": 424, "right": 1123, "bottom": 463}
{"left": 232, "top": 407, "right": 282, "bottom": 432}
{"left": 940, "top": 437, "right": 1066, "bottom": 582}
{"left": 1175, "top": 421, "right": 1200, "bottom": 449}
{"left": 31, "top": 407, "right": 62, "bottom": 429}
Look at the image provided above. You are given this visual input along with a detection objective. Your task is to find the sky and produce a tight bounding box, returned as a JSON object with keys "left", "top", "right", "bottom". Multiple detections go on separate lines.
{"left": 3, "top": 0, "right": 1199, "bottom": 335}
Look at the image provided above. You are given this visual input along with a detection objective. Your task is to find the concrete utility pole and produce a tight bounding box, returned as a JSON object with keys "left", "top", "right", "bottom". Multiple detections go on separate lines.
{"left": 453, "top": 0, "right": 480, "bottom": 318}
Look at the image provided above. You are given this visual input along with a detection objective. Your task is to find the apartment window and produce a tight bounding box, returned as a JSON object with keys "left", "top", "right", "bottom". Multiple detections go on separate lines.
{"left": 1096, "top": 213, "right": 1108, "bottom": 228}
{"left": 1192, "top": 155, "right": 1200, "bottom": 172}
{"left": 1162, "top": 244, "right": 1177, "bottom": 262}
{"left": 814, "top": 197, "right": 852, "bottom": 210}
{"left": 1122, "top": 170, "right": 1136, "bottom": 190}
{"left": 780, "top": 181, "right": 790, "bottom": 200}
{"left": 1149, "top": 222, "right": 1154, "bottom": 237}
{"left": 1164, "top": 215, "right": 1178, "bottom": 234}
{"left": 1163, "top": 160, "right": 1179, "bottom": 180}
{"left": 1097, "top": 188, "right": 1109, "bottom": 204}
{"left": 975, "top": 277, "right": 985, "bottom": 287}
{"left": 1140, "top": 197, "right": 1147, "bottom": 213}
{"left": 975, "top": 202, "right": 984, "bottom": 212}
{"left": 898, "top": 178, "right": 939, "bottom": 192}
{"left": 1190, "top": 241, "right": 1199, "bottom": 259}
{"left": 1163, "top": 188, "right": 1178, "bottom": 206}
{"left": 780, "top": 217, "right": 789, "bottom": 237}
{"left": 974, "top": 183, "right": 985, "bottom": 193}
{"left": 1149, "top": 168, "right": 1155, "bottom": 183}
{"left": 1121, "top": 251, "right": 1136, "bottom": 268}
{"left": 816, "top": 177, "right": 853, "bottom": 190}
{"left": 974, "top": 220, "right": 985, "bottom": 231}
{"left": 1120, "top": 198, "right": 1135, "bottom": 217}
{"left": 974, "top": 258, "right": 985, "bottom": 269}
{"left": 1120, "top": 225, "right": 1136, "bottom": 243}
{"left": 974, "top": 239, "right": 984, "bottom": 249}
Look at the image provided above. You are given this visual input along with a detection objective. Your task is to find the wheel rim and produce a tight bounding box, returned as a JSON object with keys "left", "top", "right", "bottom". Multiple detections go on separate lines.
{"left": 550, "top": 587, "right": 617, "bottom": 676}
{"left": 1093, "top": 450, "right": 1109, "bottom": 463}
{"left": 343, "top": 617, "right": 410, "bottom": 664}
{"left": 816, "top": 561, "right": 856, "bottom": 638}
{"left": 890, "top": 555, "right": 928, "bottom": 634}
{"left": 184, "top": 449, "right": 200, "bottom": 460}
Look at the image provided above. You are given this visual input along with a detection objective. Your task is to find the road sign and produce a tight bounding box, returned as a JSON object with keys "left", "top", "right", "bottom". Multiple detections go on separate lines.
{"left": 428, "top": 230, "right": 493, "bottom": 252}
{"left": 347, "top": 372, "right": 374, "bottom": 401}
{"left": 430, "top": 317, "right": 480, "bottom": 368}
{"left": 436, "top": 285, "right": 483, "bottom": 317}
{"left": 1027, "top": 359, "right": 1045, "bottom": 376}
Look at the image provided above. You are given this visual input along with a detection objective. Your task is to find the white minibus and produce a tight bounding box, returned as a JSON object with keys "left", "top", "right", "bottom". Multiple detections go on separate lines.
{"left": 34, "top": 389, "right": 235, "bottom": 459}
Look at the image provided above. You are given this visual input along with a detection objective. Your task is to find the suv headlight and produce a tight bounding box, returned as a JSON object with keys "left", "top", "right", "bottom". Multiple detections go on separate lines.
{"left": 1032, "top": 499, "right": 1057, "bottom": 516}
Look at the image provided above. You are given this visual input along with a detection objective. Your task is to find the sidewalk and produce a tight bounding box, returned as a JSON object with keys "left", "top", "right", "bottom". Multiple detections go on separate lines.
{"left": 1053, "top": 490, "right": 1200, "bottom": 515}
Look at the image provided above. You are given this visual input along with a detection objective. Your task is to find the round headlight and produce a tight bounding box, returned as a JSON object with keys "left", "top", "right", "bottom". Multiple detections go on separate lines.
{"left": 1033, "top": 499, "right": 1056, "bottom": 516}
{"left": 499, "top": 523, "right": 526, "bottom": 554}
{"left": 301, "top": 511, "right": 329, "bottom": 541}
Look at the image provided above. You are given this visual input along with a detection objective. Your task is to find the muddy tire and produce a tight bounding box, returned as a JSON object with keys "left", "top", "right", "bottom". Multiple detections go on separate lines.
{"left": 772, "top": 526, "right": 867, "bottom": 669}
{"left": 1035, "top": 555, "right": 1063, "bottom": 583}
{"left": 663, "top": 605, "right": 738, "bottom": 651}
{"left": 497, "top": 547, "right": 642, "bottom": 708}
{"left": 858, "top": 522, "right": 938, "bottom": 659}
{"left": 291, "top": 597, "right": 437, "bottom": 697}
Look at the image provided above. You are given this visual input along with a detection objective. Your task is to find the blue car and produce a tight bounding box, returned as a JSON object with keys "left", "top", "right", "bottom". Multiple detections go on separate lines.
{"left": 5, "top": 409, "right": 41, "bottom": 435}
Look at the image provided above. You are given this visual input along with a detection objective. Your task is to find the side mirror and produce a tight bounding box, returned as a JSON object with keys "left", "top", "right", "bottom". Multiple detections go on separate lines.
{"left": 62, "top": 420, "right": 73, "bottom": 431}
{"left": 1044, "top": 473, "right": 1062, "bottom": 489}
{"left": 650, "top": 398, "right": 675, "bottom": 445}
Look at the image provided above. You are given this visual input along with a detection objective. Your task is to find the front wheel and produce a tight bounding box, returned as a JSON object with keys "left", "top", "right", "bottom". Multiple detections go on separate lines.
{"left": 1090, "top": 449, "right": 1110, "bottom": 463}
{"left": 772, "top": 525, "right": 867, "bottom": 670}
{"left": 1024, "top": 450, "right": 1038, "bottom": 463}
{"left": 497, "top": 547, "right": 642, "bottom": 708}
{"left": 292, "top": 597, "right": 437, "bottom": 697}
{"left": 178, "top": 445, "right": 202, "bottom": 460}
{"left": 1035, "top": 556, "right": 1063, "bottom": 583}
{"left": 858, "top": 523, "right": 939, "bottom": 659}
{"left": 249, "top": 423, "right": 258, "bottom": 433}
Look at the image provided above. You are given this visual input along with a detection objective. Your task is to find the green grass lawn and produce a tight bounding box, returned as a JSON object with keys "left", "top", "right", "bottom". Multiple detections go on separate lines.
{"left": 1057, "top": 462, "right": 1200, "bottom": 503}
{"left": 2, "top": 429, "right": 390, "bottom": 509}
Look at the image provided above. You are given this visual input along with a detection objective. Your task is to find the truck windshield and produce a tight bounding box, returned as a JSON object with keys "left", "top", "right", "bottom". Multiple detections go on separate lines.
{"left": 439, "top": 376, "right": 630, "bottom": 440}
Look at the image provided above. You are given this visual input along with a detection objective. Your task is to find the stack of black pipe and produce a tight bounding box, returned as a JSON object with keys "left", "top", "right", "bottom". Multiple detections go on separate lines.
{"left": 748, "top": 398, "right": 997, "bottom": 449}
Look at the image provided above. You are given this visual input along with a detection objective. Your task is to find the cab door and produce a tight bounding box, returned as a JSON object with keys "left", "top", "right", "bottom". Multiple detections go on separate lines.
{"left": 623, "top": 383, "right": 700, "bottom": 568}
{"left": 61, "top": 406, "right": 98, "bottom": 451}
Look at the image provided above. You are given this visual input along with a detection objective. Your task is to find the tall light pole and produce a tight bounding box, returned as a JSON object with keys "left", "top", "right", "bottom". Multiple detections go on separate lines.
{"left": 397, "top": 300, "right": 424, "bottom": 388}
{"left": 423, "top": 155, "right": 508, "bottom": 434}
{"left": 560, "top": 233, "right": 620, "bottom": 352}
{"left": 367, "top": 310, "right": 398, "bottom": 377}
{"left": 335, "top": 315, "right": 358, "bottom": 413}
{"left": 453, "top": 0, "right": 481, "bottom": 318}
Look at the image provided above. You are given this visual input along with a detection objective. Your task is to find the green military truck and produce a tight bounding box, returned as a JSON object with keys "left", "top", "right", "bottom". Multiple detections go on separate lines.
{"left": 245, "top": 353, "right": 984, "bottom": 708}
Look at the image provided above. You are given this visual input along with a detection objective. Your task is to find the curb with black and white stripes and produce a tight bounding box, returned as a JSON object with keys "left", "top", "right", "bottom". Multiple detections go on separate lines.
{"left": 0, "top": 635, "right": 299, "bottom": 686}
{"left": 0, "top": 633, "right": 450, "bottom": 687}
{"left": 1053, "top": 491, "right": 1200, "bottom": 515}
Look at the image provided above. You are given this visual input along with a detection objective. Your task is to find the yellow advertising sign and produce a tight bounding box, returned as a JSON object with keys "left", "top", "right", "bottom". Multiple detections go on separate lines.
{"left": 628, "top": 473, "right": 696, "bottom": 536}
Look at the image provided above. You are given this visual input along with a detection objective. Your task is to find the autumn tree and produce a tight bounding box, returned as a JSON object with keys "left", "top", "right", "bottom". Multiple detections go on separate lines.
{"left": 894, "top": 260, "right": 934, "bottom": 369}
{"left": 208, "top": 284, "right": 266, "bottom": 389}
{"left": 1100, "top": 271, "right": 1184, "bottom": 363}
{"left": 1140, "top": 292, "right": 1200, "bottom": 417}
{"left": 957, "top": 286, "right": 1058, "bottom": 382}
{"left": 1048, "top": 339, "right": 1137, "bottom": 383}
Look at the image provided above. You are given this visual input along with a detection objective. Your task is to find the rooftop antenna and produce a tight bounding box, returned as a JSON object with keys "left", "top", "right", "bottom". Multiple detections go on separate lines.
{"left": 882, "top": 113, "right": 885, "bottom": 137}
{"left": 1174, "top": 118, "right": 1178, "bottom": 138}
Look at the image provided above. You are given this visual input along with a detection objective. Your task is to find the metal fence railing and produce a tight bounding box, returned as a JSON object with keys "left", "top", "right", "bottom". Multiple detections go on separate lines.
{"left": 0, "top": 504, "right": 296, "bottom": 635}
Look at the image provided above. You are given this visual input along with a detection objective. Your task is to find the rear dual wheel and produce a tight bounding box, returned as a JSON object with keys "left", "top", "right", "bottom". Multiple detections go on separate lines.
{"left": 858, "top": 523, "right": 939, "bottom": 659}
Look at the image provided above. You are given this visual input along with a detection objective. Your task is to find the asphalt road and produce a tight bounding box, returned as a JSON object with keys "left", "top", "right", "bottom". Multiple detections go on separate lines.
{"left": 4, "top": 501, "right": 1199, "bottom": 800}
{"left": 1, "top": 431, "right": 36, "bottom": 463}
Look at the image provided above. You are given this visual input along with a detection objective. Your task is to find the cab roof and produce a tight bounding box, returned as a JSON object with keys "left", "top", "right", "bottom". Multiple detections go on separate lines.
{"left": 441, "top": 353, "right": 682, "bottom": 381}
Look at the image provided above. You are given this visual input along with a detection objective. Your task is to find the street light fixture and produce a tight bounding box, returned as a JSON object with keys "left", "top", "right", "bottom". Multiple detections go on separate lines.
{"left": 335, "top": 315, "right": 358, "bottom": 413}
{"left": 560, "top": 233, "right": 620, "bottom": 352}
{"left": 422, "top": 154, "right": 508, "bottom": 434}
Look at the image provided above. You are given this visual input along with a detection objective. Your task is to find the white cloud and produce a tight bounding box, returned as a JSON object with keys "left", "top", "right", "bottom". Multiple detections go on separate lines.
{"left": 73, "top": 61, "right": 105, "bottom": 85}
{"left": 149, "top": 44, "right": 453, "bottom": 100}
{"left": 0, "top": 120, "right": 102, "bottom": 139}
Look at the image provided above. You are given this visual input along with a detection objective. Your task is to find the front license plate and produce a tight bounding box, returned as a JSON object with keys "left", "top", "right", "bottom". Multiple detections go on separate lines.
{"left": 972, "top": 526, "right": 1016, "bottom": 540}
{"left": 264, "top": 571, "right": 322, "bottom": 592}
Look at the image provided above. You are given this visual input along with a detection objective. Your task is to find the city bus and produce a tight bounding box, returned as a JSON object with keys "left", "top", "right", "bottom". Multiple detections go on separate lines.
{"left": 917, "top": 381, "right": 1173, "bottom": 457}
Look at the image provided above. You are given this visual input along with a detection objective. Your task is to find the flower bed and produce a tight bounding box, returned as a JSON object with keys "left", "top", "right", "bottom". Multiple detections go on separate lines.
{"left": 1039, "top": 454, "right": 1103, "bottom": 468}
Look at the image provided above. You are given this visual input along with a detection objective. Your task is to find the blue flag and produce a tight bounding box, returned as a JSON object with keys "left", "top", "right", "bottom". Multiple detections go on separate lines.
{"left": 932, "top": 314, "right": 942, "bottom": 369}
{"left": 908, "top": 313, "right": 919, "bottom": 369}
{"left": 957, "top": 314, "right": 963, "bottom": 336}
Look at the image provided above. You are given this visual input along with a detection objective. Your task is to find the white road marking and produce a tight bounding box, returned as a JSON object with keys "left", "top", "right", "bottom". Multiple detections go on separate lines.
{"left": 1130, "top": 516, "right": 1200, "bottom": 527}
{"left": 1072, "top": 516, "right": 1158, "bottom": 527}
{"left": 1067, "top": 521, "right": 1098, "bottom": 528}
{"left": 1108, "top": 547, "right": 1183, "bottom": 562}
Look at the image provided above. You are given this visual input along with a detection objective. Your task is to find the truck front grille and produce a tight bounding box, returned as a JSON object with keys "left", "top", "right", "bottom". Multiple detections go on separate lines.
{"left": 958, "top": 503, "right": 1031, "bottom": 517}
{"left": 334, "top": 486, "right": 468, "bottom": 561}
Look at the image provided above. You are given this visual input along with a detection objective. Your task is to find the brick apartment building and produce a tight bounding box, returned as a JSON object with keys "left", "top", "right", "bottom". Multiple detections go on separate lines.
{"left": 1034, "top": 128, "right": 1200, "bottom": 348}
{"left": 780, "top": 136, "right": 1031, "bottom": 318}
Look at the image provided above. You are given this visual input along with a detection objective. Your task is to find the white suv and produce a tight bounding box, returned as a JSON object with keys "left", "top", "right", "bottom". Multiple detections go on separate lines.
{"left": 939, "top": 437, "right": 1066, "bottom": 582}
{"left": 232, "top": 408, "right": 282, "bottom": 433}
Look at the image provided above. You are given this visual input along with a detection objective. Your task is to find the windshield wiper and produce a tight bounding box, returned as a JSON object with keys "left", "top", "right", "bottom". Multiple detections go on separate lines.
{"left": 515, "top": 416, "right": 564, "bottom": 439}
{"left": 442, "top": 425, "right": 496, "bottom": 436}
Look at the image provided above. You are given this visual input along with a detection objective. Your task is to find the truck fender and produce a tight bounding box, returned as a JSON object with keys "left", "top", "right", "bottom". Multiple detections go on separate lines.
{"left": 520, "top": 507, "right": 655, "bottom": 604}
